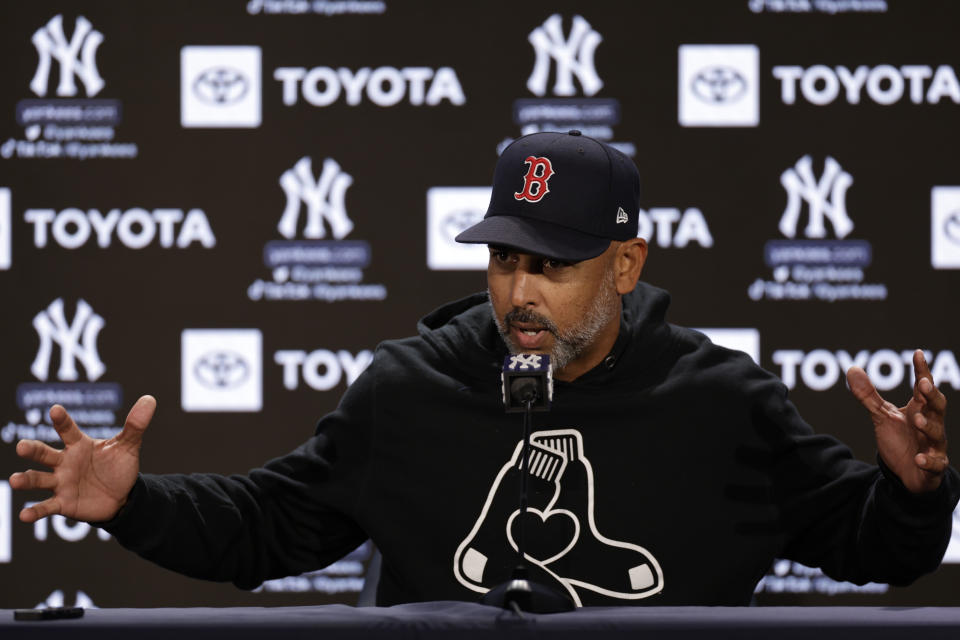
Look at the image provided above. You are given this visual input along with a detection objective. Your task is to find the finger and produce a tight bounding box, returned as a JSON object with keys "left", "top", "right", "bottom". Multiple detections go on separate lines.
{"left": 846, "top": 367, "right": 894, "bottom": 417}
{"left": 9, "top": 469, "right": 57, "bottom": 491}
{"left": 50, "top": 404, "right": 83, "bottom": 446}
{"left": 917, "top": 375, "right": 947, "bottom": 416}
{"left": 916, "top": 452, "right": 949, "bottom": 474}
{"left": 14, "top": 439, "right": 63, "bottom": 468}
{"left": 913, "top": 350, "right": 934, "bottom": 404}
{"left": 909, "top": 410, "right": 947, "bottom": 450}
{"left": 114, "top": 395, "right": 156, "bottom": 448}
{"left": 18, "top": 497, "right": 61, "bottom": 523}
{"left": 914, "top": 412, "right": 927, "bottom": 430}
{"left": 913, "top": 349, "right": 934, "bottom": 383}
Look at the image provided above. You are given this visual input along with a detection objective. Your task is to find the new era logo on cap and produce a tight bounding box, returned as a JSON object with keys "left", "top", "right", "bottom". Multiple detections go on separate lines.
{"left": 616, "top": 207, "right": 629, "bottom": 224}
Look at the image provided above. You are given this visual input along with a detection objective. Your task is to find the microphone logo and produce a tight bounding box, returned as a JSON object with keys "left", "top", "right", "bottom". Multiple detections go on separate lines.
{"left": 507, "top": 354, "right": 544, "bottom": 370}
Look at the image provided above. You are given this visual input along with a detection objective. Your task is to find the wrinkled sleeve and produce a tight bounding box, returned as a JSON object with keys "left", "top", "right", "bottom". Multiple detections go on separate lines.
{"left": 753, "top": 378, "right": 960, "bottom": 586}
{"left": 99, "top": 363, "right": 376, "bottom": 590}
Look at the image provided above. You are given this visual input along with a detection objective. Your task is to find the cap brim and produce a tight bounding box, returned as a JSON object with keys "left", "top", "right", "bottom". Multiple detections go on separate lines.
{"left": 455, "top": 216, "right": 611, "bottom": 262}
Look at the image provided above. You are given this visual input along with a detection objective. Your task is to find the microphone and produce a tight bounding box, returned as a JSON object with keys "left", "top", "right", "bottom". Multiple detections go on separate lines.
{"left": 501, "top": 353, "right": 552, "bottom": 413}
{"left": 484, "top": 353, "right": 573, "bottom": 614}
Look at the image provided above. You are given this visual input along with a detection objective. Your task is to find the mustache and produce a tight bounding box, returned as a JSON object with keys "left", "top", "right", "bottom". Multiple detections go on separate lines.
{"left": 504, "top": 307, "right": 558, "bottom": 335}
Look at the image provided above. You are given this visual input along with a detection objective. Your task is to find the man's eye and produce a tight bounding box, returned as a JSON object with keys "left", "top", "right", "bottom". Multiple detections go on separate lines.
{"left": 491, "top": 249, "right": 511, "bottom": 261}
{"left": 543, "top": 258, "right": 570, "bottom": 270}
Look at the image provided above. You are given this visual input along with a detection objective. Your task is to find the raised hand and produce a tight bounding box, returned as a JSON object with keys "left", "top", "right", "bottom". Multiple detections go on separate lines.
{"left": 847, "top": 350, "right": 948, "bottom": 494}
{"left": 8, "top": 395, "right": 156, "bottom": 523}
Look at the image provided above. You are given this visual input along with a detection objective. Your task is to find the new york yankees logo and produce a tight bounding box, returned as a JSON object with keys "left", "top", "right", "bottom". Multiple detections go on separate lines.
{"left": 30, "top": 15, "right": 105, "bottom": 98}
{"left": 31, "top": 298, "right": 106, "bottom": 382}
{"left": 514, "top": 156, "right": 555, "bottom": 203}
{"left": 508, "top": 354, "right": 543, "bottom": 370}
{"left": 778, "top": 155, "right": 854, "bottom": 240}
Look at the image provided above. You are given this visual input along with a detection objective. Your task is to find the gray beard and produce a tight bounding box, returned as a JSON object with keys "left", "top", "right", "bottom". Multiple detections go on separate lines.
{"left": 489, "top": 274, "right": 620, "bottom": 373}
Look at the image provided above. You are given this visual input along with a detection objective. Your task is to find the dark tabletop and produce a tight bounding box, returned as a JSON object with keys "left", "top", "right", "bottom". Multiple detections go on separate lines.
{"left": 4, "top": 603, "right": 960, "bottom": 639}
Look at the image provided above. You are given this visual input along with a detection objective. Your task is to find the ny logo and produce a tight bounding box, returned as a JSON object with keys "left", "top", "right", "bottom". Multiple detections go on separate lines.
{"left": 514, "top": 156, "right": 555, "bottom": 203}
{"left": 779, "top": 155, "right": 854, "bottom": 239}
{"left": 527, "top": 14, "right": 603, "bottom": 97}
{"left": 30, "top": 15, "right": 105, "bottom": 98}
{"left": 31, "top": 298, "right": 106, "bottom": 382}
{"left": 508, "top": 354, "right": 543, "bottom": 370}
{"left": 277, "top": 156, "right": 354, "bottom": 240}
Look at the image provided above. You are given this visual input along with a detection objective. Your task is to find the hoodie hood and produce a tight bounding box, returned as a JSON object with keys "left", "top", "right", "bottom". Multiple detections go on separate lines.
{"left": 416, "top": 291, "right": 505, "bottom": 385}
{"left": 416, "top": 282, "right": 678, "bottom": 388}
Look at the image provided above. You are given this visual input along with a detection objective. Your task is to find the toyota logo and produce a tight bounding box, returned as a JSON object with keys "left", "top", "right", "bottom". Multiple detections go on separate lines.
{"left": 945, "top": 210, "right": 960, "bottom": 245}
{"left": 192, "top": 67, "right": 250, "bottom": 105}
{"left": 691, "top": 66, "right": 748, "bottom": 104}
{"left": 193, "top": 351, "right": 250, "bottom": 389}
{"left": 441, "top": 209, "right": 484, "bottom": 242}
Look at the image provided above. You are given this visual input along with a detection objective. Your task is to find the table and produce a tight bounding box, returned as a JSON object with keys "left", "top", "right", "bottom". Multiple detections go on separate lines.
{"left": 3, "top": 603, "right": 960, "bottom": 639}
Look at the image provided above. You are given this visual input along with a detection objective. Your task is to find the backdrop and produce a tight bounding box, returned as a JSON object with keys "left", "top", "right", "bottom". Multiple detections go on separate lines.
{"left": 1, "top": 0, "right": 958, "bottom": 608}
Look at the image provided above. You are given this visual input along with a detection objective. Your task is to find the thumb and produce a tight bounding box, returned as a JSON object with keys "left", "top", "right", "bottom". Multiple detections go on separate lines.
{"left": 846, "top": 367, "right": 887, "bottom": 417}
{"left": 114, "top": 395, "right": 156, "bottom": 449}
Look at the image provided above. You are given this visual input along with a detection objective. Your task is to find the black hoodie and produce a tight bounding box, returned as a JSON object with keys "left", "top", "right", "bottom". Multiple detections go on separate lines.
{"left": 105, "top": 283, "right": 960, "bottom": 606}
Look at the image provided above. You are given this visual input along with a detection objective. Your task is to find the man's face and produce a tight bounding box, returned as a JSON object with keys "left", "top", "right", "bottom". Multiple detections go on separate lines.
{"left": 487, "top": 244, "right": 621, "bottom": 377}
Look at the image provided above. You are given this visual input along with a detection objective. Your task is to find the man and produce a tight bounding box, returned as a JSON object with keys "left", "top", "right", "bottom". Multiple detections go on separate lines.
{"left": 9, "top": 131, "right": 958, "bottom": 607}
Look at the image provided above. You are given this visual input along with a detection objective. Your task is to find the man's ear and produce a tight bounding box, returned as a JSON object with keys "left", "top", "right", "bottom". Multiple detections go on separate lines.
{"left": 614, "top": 238, "right": 648, "bottom": 294}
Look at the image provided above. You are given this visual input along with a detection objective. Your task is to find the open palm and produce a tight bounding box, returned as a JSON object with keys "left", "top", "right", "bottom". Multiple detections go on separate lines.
{"left": 9, "top": 396, "right": 156, "bottom": 523}
{"left": 847, "top": 351, "right": 948, "bottom": 494}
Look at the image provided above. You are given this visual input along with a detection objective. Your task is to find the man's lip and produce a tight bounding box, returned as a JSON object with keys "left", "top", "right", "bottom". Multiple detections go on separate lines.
{"left": 510, "top": 325, "right": 548, "bottom": 349}
{"left": 510, "top": 321, "right": 547, "bottom": 331}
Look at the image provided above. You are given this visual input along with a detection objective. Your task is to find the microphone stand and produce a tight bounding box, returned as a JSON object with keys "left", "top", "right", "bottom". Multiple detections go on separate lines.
{"left": 481, "top": 388, "right": 575, "bottom": 615}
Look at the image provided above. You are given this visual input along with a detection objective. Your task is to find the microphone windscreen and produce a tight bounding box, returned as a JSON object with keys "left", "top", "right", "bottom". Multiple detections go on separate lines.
{"left": 501, "top": 354, "right": 552, "bottom": 413}
{"left": 510, "top": 376, "right": 539, "bottom": 403}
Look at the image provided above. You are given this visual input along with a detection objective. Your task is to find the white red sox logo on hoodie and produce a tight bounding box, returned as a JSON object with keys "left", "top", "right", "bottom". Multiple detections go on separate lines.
{"left": 514, "top": 156, "right": 555, "bottom": 203}
{"left": 453, "top": 429, "right": 663, "bottom": 605}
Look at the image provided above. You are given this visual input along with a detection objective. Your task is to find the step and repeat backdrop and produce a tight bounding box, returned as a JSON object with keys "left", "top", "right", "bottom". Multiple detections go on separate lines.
{"left": 1, "top": 0, "right": 959, "bottom": 609}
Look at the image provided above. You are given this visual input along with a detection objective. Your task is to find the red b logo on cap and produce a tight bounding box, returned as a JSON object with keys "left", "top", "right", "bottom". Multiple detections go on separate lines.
{"left": 514, "top": 156, "right": 555, "bottom": 203}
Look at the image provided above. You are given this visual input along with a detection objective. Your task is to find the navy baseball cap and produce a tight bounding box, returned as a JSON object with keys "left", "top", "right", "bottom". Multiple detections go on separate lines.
{"left": 455, "top": 130, "right": 640, "bottom": 262}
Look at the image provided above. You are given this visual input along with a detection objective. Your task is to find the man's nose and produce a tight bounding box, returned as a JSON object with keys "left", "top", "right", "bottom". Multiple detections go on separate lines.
{"left": 510, "top": 269, "right": 538, "bottom": 308}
